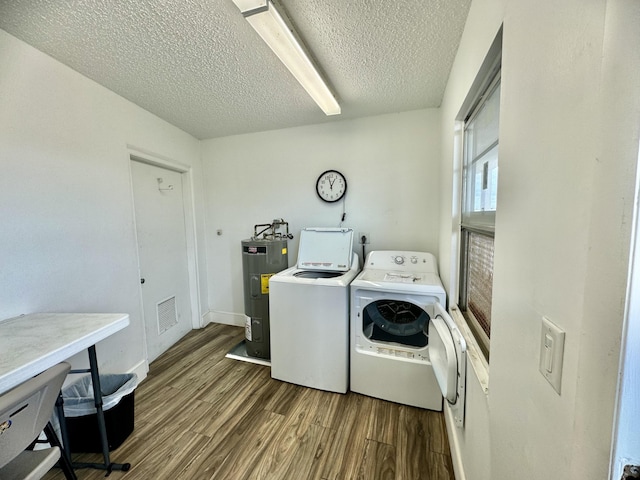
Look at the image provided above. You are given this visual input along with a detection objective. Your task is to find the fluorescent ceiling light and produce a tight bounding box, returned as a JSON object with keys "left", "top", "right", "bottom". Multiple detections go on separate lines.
{"left": 231, "top": 0, "right": 341, "bottom": 116}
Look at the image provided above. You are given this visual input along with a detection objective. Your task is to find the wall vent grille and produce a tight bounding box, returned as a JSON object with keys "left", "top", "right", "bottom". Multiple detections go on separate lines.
{"left": 157, "top": 296, "right": 177, "bottom": 334}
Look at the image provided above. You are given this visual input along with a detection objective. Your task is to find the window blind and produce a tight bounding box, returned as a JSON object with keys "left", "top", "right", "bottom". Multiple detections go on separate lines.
{"left": 466, "top": 231, "right": 494, "bottom": 338}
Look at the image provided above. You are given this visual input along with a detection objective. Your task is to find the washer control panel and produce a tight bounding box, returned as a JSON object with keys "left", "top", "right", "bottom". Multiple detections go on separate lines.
{"left": 365, "top": 250, "right": 438, "bottom": 273}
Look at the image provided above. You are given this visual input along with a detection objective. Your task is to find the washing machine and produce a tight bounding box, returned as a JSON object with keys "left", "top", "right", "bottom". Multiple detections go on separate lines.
{"left": 350, "top": 250, "right": 467, "bottom": 426}
{"left": 269, "top": 227, "right": 360, "bottom": 394}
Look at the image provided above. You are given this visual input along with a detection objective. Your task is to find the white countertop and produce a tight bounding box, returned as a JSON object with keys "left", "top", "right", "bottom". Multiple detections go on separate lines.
{"left": 0, "top": 313, "right": 129, "bottom": 394}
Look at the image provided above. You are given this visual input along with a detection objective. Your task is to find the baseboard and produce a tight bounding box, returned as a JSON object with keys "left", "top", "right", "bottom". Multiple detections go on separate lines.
{"left": 444, "top": 402, "right": 466, "bottom": 480}
{"left": 203, "top": 310, "right": 245, "bottom": 327}
{"left": 128, "top": 358, "right": 149, "bottom": 384}
{"left": 199, "top": 311, "right": 209, "bottom": 328}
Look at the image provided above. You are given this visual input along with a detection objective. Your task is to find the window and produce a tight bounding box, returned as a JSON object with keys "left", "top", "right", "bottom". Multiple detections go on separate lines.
{"left": 459, "top": 71, "right": 501, "bottom": 360}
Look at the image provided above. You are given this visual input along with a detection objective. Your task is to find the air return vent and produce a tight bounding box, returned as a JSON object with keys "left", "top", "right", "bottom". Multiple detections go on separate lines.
{"left": 157, "top": 296, "right": 177, "bottom": 334}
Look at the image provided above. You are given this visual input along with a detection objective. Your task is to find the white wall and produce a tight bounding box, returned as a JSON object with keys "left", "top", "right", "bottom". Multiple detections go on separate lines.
{"left": 201, "top": 110, "right": 441, "bottom": 325}
{"left": 439, "top": 0, "right": 640, "bottom": 479}
{"left": 491, "top": 2, "right": 606, "bottom": 478}
{"left": 438, "top": 0, "right": 505, "bottom": 477}
{"left": 0, "top": 29, "right": 208, "bottom": 377}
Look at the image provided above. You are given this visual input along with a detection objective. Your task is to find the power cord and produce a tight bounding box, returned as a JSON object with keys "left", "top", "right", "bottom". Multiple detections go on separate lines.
{"left": 361, "top": 234, "right": 367, "bottom": 265}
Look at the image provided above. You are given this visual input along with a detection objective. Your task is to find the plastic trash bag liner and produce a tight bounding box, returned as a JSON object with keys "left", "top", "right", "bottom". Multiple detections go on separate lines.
{"left": 49, "top": 373, "right": 138, "bottom": 443}
{"left": 61, "top": 373, "right": 138, "bottom": 417}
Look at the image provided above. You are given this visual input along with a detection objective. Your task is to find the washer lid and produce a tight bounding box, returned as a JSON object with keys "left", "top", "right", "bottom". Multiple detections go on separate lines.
{"left": 429, "top": 313, "right": 459, "bottom": 403}
{"left": 297, "top": 228, "right": 354, "bottom": 272}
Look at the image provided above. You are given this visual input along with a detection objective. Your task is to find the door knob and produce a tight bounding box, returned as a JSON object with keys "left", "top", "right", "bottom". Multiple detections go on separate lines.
{"left": 140, "top": 278, "right": 145, "bottom": 284}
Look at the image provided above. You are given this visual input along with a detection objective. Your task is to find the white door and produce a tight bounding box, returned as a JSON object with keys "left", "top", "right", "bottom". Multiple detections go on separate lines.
{"left": 131, "top": 160, "right": 193, "bottom": 362}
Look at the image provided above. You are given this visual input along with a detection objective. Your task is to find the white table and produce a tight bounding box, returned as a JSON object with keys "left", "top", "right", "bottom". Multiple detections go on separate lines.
{"left": 0, "top": 313, "right": 129, "bottom": 394}
{"left": 0, "top": 313, "right": 131, "bottom": 475}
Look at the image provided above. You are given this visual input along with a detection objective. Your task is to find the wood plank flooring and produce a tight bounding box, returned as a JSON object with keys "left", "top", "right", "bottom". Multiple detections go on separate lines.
{"left": 44, "top": 323, "right": 455, "bottom": 480}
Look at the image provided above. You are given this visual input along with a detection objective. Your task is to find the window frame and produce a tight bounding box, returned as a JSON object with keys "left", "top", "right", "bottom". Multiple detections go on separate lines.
{"left": 458, "top": 66, "right": 501, "bottom": 361}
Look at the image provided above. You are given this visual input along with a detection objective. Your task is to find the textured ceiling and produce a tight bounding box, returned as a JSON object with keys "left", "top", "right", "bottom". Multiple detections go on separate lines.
{"left": 0, "top": 0, "right": 471, "bottom": 139}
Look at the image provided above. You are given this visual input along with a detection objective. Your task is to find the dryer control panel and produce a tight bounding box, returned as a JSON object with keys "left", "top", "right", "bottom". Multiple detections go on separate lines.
{"left": 365, "top": 250, "right": 438, "bottom": 274}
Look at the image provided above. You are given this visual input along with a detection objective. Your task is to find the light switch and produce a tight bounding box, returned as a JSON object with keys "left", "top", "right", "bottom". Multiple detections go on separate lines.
{"left": 544, "top": 333, "right": 554, "bottom": 372}
{"left": 539, "top": 316, "right": 565, "bottom": 394}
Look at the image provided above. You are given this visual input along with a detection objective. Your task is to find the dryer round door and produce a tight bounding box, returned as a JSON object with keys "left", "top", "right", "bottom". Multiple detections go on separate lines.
{"left": 366, "top": 300, "right": 429, "bottom": 336}
{"left": 361, "top": 298, "right": 430, "bottom": 349}
{"left": 429, "top": 315, "right": 458, "bottom": 403}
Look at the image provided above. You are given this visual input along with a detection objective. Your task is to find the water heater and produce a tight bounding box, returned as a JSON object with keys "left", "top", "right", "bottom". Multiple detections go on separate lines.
{"left": 241, "top": 220, "right": 291, "bottom": 359}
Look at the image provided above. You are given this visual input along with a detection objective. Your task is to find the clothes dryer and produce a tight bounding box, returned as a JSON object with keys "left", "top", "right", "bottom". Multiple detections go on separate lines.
{"left": 269, "top": 228, "right": 360, "bottom": 393}
{"left": 350, "top": 251, "right": 467, "bottom": 426}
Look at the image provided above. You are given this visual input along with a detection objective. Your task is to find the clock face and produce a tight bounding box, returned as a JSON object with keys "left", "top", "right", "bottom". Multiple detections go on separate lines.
{"left": 316, "top": 170, "right": 347, "bottom": 203}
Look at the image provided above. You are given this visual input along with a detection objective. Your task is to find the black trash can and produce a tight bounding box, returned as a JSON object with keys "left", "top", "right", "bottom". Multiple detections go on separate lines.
{"left": 61, "top": 373, "right": 137, "bottom": 453}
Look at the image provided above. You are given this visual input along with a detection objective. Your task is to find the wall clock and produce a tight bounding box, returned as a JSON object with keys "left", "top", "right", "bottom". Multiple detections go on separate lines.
{"left": 316, "top": 170, "right": 347, "bottom": 203}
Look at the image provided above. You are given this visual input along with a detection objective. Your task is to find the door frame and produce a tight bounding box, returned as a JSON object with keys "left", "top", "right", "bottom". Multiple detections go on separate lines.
{"left": 611, "top": 142, "right": 640, "bottom": 479}
{"left": 127, "top": 145, "right": 202, "bottom": 339}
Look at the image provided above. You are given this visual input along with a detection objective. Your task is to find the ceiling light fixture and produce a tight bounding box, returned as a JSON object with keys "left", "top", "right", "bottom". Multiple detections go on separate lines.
{"left": 231, "top": 0, "right": 341, "bottom": 116}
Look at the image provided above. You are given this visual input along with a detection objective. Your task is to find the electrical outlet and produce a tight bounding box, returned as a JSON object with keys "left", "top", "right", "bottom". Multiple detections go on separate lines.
{"left": 358, "top": 232, "right": 370, "bottom": 244}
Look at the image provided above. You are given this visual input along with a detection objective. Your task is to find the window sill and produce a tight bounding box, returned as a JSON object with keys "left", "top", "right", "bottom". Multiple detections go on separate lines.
{"left": 449, "top": 305, "right": 490, "bottom": 395}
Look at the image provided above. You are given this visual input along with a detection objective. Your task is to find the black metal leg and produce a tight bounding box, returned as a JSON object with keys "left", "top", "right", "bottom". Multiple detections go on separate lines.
{"left": 87, "top": 345, "right": 111, "bottom": 470}
{"left": 55, "top": 392, "right": 72, "bottom": 466}
{"left": 70, "top": 345, "right": 131, "bottom": 475}
{"left": 44, "top": 422, "right": 78, "bottom": 480}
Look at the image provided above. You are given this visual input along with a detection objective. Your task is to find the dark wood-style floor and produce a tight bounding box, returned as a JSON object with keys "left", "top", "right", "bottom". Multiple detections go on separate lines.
{"left": 44, "top": 323, "right": 455, "bottom": 480}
